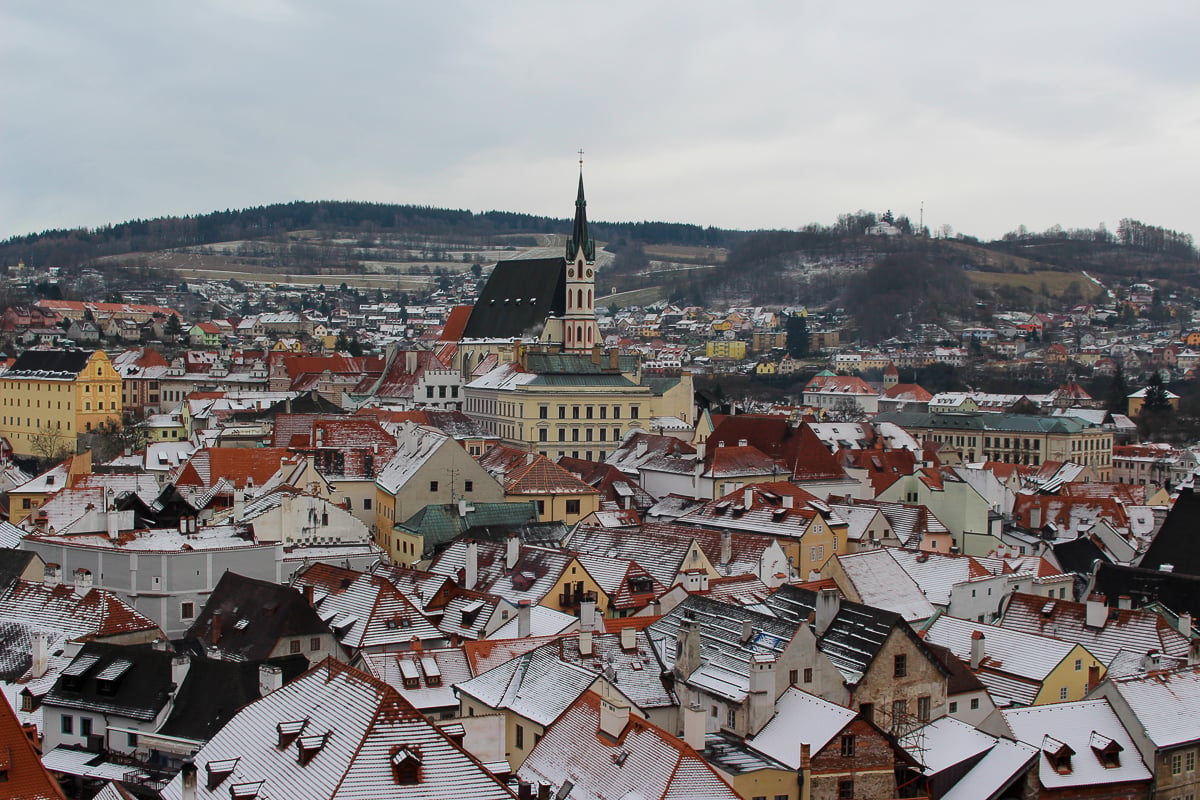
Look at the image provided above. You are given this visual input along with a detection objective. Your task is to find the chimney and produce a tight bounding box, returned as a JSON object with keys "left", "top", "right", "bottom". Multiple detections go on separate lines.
{"left": 72, "top": 568, "right": 93, "bottom": 597}
{"left": 635, "top": 438, "right": 648, "bottom": 458}
{"left": 302, "top": 584, "right": 315, "bottom": 606}
{"left": 506, "top": 535, "right": 520, "bottom": 570}
{"left": 43, "top": 563, "right": 62, "bottom": 587}
{"left": 464, "top": 541, "right": 478, "bottom": 590}
{"left": 171, "top": 655, "right": 190, "bottom": 690}
{"left": 1088, "top": 664, "right": 1102, "bottom": 692}
{"left": 815, "top": 588, "right": 840, "bottom": 635}
{"left": 31, "top": 630, "right": 50, "bottom": 679}
{"left": 517, "top": 783, "right": 533, "bottom": 800}
{"left": 538, "top": 781, "right": 552, "bottom": 800}
{"left": 741, "top": 619, "right": 754, "bottom": 644}
{"left": 970, "top": 630, "right": 985, "bottom": 670}
{"left": 783, "top": 494, "right": 793, "bottom": 509}
{"left": 682, "top": 703, "right": 706, "bottom": 751}
{"left": 721, "top": 530, "right": 732, "bottom": 566}
{"left": 259, "top": 663, "right": 284, "bottom": 695}
{"left": 743, "top": 488, "right": 753, "bottom": 507}
{"left": 1030, "top": 505, "right": 1042, "bottom": 530}
{"left": 211, "top": 609, "right": 223, "bottom": 647}
{"left": 748, "top": 653, "right": 776, "bottom": 735}
{"left": 799, "top": 743, "right": 812, "bottom": 799}
{"left": 609, "top": 348, "right": 619, "bottom": 369}
{"left": 580, "top": 598, "right": 597, "bottom": 631}
{"left": 1117, "top": 595, "right": 1132, "bottom": 610}
{"left": 181, "top": 760, "right": 197, "bottom": 800}
{"left": 106, "top": 508, "right": 120, "bottom": 540}
{"left": 1180, "top": 612, "right": 1192, "bottom": 638}
{"left": 620, "top": 626, "right": 637, "bottom": 653}
{"left": 695, "top": 440, "right": 706, "bottom": 461}
{"left": 598, "top": 693, "right": 631, "bottom": 739}
{"left": 674, "top": 614, "right": 701, "bottom": 679}
{"left": 579, "top": 629, "right": 594, "bottom": 656}
{"left": 1085, "top": 594, "right": 1108, "bottom": 629}
{"left": 406, "top": 351, "right": 417, "bottom": 373}
{"left": 517, "top": 599, "right": 531, "bottom": 638}
{"left": 591, "top": 345, "right": 601, "bottom": 365}
{"left": 233, "top": 488, "right": 245, "bottom": 522}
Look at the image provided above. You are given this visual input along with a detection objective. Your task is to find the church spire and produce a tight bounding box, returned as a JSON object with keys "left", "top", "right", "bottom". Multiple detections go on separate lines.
{"left": 566, "top": 167, "right": 595, "bottom": 263}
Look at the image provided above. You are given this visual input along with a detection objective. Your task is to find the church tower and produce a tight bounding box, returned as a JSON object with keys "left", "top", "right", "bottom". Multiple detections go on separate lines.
{"left": 562, "top": 168, "right": 601, "bottom": 353}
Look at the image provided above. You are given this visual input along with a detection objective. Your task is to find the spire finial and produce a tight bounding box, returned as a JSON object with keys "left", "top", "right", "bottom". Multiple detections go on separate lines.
{"left": 578, "top": 148, "right": 584, "bottom": 169}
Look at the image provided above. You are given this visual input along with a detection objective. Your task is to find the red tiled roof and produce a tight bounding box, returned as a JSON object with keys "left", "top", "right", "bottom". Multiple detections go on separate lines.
{"left": 0, "top": 692, "right": 67, "bottom": 799}
{"left": 506, "top": 455, "right": 599, "bottom": 496}
{"left": 440, "top": 305, "right": 473, "bottom": 341}
{"left": 175, "top": 447, "right": 297, "bottom": 490}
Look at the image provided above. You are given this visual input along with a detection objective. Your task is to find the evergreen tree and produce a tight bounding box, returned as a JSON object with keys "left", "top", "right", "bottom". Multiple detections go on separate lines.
{"left": 786, "top": 314, "right": 809, "bottom": 359}
{"left": 1106, "top": 364, "right": 1129, "bottom": 414}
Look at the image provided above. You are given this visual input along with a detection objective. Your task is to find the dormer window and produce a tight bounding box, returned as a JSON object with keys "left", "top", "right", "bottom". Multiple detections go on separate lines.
{"left": 297, "top": 732, "right": 329, "bottom": 765}
{"left": 205, "top": 758, "right": 239, "bottom": 790}
{"left": 1043, "top": 736, "right": 1075, "bottom": 774}
{"left": 390, "top": 746, "right": 422, "bottom": 785}
{"left": 277, "top": 719, "right": 307, "bottom": 749}
{"left": 1090, "top": 732, "right": 1123, "bottom": 769}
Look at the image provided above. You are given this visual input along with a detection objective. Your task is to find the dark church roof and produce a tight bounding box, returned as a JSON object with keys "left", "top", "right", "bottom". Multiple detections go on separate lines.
{"left": 566, "top": 172, "right": 595, "bottom": 263}
{"left": 460, "top": 256, "right": 566, "bottom": 339}
{"left": 1092, "top": 561, "right": 1200, "bottom": 618}
{"left": 5, "top": 348, "right": 93, "bottom": 379}
{"left": 1138, "top": 486, "right": 1200, "bottom": 576}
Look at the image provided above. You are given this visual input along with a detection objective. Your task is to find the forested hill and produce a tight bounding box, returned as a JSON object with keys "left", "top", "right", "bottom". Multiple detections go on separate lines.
{"left": 0, "top": 200, "right": 741, "bottom": 270}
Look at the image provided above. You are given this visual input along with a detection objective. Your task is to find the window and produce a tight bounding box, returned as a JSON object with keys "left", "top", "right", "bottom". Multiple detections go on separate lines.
{"left": 894, "top": 654, "right": 907, "bottom": 678}
{"left": 572, "top": 406, "right": 580, "bottom": 419}
{"left": 565, "top": 499, "right": 580, "bottom": 515}
{"left": 970, "top": 698, "right": 980, "bottom": 710}
{"left": 789, "top": 669, "right": 798, "bottom": 685}
{"left": 893, "top": 699, "right": 907, "bottom": 721}
{"left": 536, "top": 500, "right": 545, "bottom": 515}
{"left": 80, "top": 717, "right": 92, "bottom": 737}
{"left": 464, "top": 481, "right": 473, "bottom": 492}
{"left": 558, "top": 406, "right": 566, "bottom": 419}
{"left": 949, "top": 701, "right": 958, "bottom": 713}
{"left": 291, "top": 640, "right": 302, "bottom": 654}
{"left": 1059, "top": 686, "right": 1069, "bottom": 701}
{"left": 838, "top": 780, "right": 854, "bottom": 800}
{"left": 711, "top": 705, "right": 718, "bottom": 718}
{"left": 310, "top": 637, "right": 321, "bottom": 651}
{"left": 181, "top": 601, "right": 195, "bottom": 620}
{"left": 515, "top": 724, "right": 524, "bottom": 749}
{"left": 1074, "top": 658, "right": 1082, "bottom": 671}
{"left": 127, "top": 732, "right": 138, "bottom": 748}
{"left": 1173, "top": 753, "right": 1183, "bottom": 775}
{"left": 804, "top": 668, "right": 813, "bottom": 683}
{"left": 364, "top": 498, "right": 372, "bottom": 510}
{"left": 539, "top": 429, "right": 548, "bottom": 442}
{"left": 429, "top": 481, "right": 438, "bottom": 492}
{"left": 630, "top": 406, "right": 640, "bottom": 419}
{"left": 728, "top": 708, "right": 737, "bottom": 727}
{"left": 1188, "top": 750, "right": 1196, "bottom": 772}
{"left": 840, "top": 734, "right": 855, "bottom": 757}
{"left": 917, "top": 695, "right": 931, "bottom": 722}
{"left": 61, "top": 715, "right": 73, "bottom": 735}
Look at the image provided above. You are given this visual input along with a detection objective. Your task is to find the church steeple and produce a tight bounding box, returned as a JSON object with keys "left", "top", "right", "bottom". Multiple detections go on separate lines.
{"left": 566, "top": 170, "right": 595, "bottom": 263}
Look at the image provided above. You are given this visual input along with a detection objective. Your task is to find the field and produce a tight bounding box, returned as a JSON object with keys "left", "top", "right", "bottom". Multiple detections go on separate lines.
{"left": 966, "top": 269, "right": 1103, "bottom": 300}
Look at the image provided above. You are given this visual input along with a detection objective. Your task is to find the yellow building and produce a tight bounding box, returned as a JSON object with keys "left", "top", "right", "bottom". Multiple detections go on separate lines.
{"left": 8, "top": 450, "right": 92, "bottom": 524}
{"left": 463, "top": 348, "right": 693, "bottom": 463}
{"left": 706, "top": 340, "right": 747, "bottom": 360}
{"left": 0, "top": 349, "right": 122, "bottom": 458}
{"left": 501, "top": 453, "right": 600, "bottom": 526}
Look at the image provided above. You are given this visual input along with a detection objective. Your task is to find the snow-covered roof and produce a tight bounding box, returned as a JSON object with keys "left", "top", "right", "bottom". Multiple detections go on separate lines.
{"left": 745, "top": 687, "right": 854, "bottom": 767}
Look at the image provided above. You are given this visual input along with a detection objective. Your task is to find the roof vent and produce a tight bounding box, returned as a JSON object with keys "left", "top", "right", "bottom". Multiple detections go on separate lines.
{"left": 297, "top": 732, "right": 329, "bottom": 765}
{"left": 229, "top": 781, "right": 264, "bottom": 799}
{"left": 390, "top": 745, "right": 423, "bottom": 785}
{"left": 205, "top": 758, "right": 239, "bottom": 790}
{"left": 277, "top": 719, "right": 308, "bottom": 749}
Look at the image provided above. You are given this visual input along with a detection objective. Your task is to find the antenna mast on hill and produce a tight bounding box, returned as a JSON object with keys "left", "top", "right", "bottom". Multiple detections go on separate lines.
{"left": 920, "top": 201, "right": 925, "bottom": 236}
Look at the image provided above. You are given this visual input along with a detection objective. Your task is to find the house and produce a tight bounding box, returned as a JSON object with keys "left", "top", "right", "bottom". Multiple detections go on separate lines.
{"left": 159, "top": 658, "right": 515, "bottom": 800}
{"left": 359, "top": 645, "right": 474, "bottom": 720}
{"left": 499, "top": 452, "right": 600, "bottom": 525}
{"left": 924, "top": 615, "right": 1105, "bottom": 707}
{"left": 1090, "top": 665, "right": 1200, "bottom": 800}
{"left": 391, "top": 501, "right": 539, "bottom": 567}
{"left": 0, "top": 348, "right": 123, "bottom": 457}
{"left": 183, "top": 571, "right": 343, "bottom": 664}
{"left": 992, "top": 699, "right": 1152, "bottom": 800}
{"left": 517, "top": 689, "right": 741, "bottom": 800}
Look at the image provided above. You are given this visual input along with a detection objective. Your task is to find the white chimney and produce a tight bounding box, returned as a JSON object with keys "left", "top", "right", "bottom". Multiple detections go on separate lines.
{"left": 682, "top": 703, "right": 706, "bottom": 751}
{"left": 620, "top": 626, "right": 637, "bottom": 653}
{"left": 259, "top": 663, "right": 283, "bottom": 695}
{"left": 970, "top": 630, "right": 985, "bottom": 670}
{"left": 598, "top": 693, "right": 631, "bottom": 739}
{"left": 1085, "top": 594, "right": 1108, "bottom": 629}
{"left": 31, "top": 630, "right": 50, "bottom": 679}
{"left": 506, "top": 535, "right": 520, "bottom": 570}
{"left": 743, "top": 488, "right": 753, "bottom": 507}
{"left": 741, "top": 619, "right": 754, "bottom": 644}
{"left": 517, "top": 600, "right": 532, "bottom": 638}
{"left": 1117, "top": 595, "right": 1133, "bottom": 610}
{"left": 674, "top": 615, "right": 701, "bottom": 679}
{"left": 783, "top": 494, "right": 793, "bottom": 509}
{"left": 181, "top": 760, "right": 197, "bottom": 800}
{"left": 748, "top": 653, "right": 777, "bottom": 735}
{"left": 72, "top": 568, "right": 93, "bottom": 597}
{"left": 579, "top": 629, "right": 594, "bottom": 657}
{"left": 233, "top": 488, "right": 245, "bottom": 522}
{"left": 815, "top": 588, "right": 840, "bottom": 635}
{"left": 1030, "top": 505, "right": 1042, "bottom": 530}
{"left": 464, "top": 541, "right": 478, "bottom": 590}
{"left": 171, "top": 655, "right": 190, "bottom": 689}
{"left": 1180, "top": 612, "right": 1192, "bottom": 638}
{"left": 43, "top": 563, "right": 62, "bottom": 587}
{"left": 580, "top": 598, "right": 597, "bottom": 632}
{"left": 720, "top": 530, "right": 732, "bottom": 566}
{"left": 106, "top": 508, "right": 120, "bottom": 540}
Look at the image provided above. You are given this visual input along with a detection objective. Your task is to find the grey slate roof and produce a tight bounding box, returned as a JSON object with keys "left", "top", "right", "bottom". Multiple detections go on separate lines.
{"left": 45, "top": 643, "right": 175, "bottom": 722}
{"left": 5, "top": 348, "right": 93, "bottom": 379}
{"left": 460, "top": 257, "right": 566, "bottom": 339}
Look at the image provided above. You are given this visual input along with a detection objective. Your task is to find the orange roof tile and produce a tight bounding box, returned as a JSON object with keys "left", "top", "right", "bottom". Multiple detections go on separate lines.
{"left": 0, "top": 692, "right": 67, "bottom": 799}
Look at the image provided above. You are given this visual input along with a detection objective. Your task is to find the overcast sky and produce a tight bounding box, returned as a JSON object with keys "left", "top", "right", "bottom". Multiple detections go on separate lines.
{"left": 2, "top": 2, "right": 1197, "bottom": 243}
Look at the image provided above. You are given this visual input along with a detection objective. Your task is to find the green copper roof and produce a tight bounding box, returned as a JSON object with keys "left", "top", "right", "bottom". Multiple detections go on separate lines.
{"left": 396, "top": 501, "right": 538, "bottom": 554}
{"left": 565, "top": 171, "right": 596, "bottom": 263}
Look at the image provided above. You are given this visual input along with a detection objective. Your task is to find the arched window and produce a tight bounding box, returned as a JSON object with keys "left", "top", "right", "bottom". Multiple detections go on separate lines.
{"left": 577, "top": 325, "right": 583, "bottom": 343}
{"left": 577, "top": 289, "right": 583, "bottom": 308}
{"left": 587, "top": 289, "right": 592, "bottom": 307}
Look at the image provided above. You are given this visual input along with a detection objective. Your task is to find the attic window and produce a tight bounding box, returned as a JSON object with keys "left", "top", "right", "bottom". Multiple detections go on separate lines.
{"left": 1042, "top": 736, "right": 1075, "bottom": 774}
{"left": 229, "top": 781, "right": 264, "bottom": 799}
{"left": 1041, "top": 601, "right": 1056, "bottom": 619}
{"left": 297, "top": 732, "right": 329, "bottom": 765}
{"left": 713, "top": 501, "right": 731, "bottom": 515}
{"left": 234, "top": 618, "right": 250, "bottom": 631}
{"left": 420, "top": 656, "right": 442, "bottom": 687}
{"left": 390, "top": 745, "right": 422, "bottom": 785}
{"left": 205, "top": 758, "right": 239, "bottom": 790}
{"left": 1090, "top": 732, "right": 1123, "bottom": 768}
{"left": 277, "top": 719, "right": 308, "bottom": 749}
{"left": 399, "top": 659, "right": 421, "bottom": 689}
